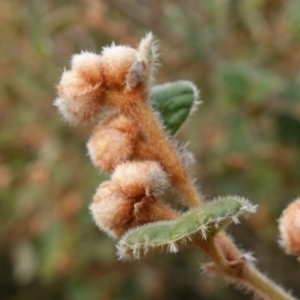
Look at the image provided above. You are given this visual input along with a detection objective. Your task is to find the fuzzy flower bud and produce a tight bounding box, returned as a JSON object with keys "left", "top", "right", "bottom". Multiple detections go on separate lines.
{"left": 55, "top": 52, "right": 104, "bottom": 124}
{"left": 90, "top": 181, "right": 133, "bottom": 238}
{"left": 101, "top": 45, "right": 139, "bottom": 87}
{"left": 138, "top": 32, "right": 159, "bottom": 86}
{"left": 111, "top": 161, "right": 169, "bottom": 198}
{"left": 278, "top": 198, "right": 300, "bottom": 257}
{"left": 87, "top": 112, "right": 139, "bottom": 171}
{"left": 55, "top": 33, "right": 158, "bottom": 124}
{"left": 90, "top": 180, "right": 178, "bottom": 238}
{"left": 71, "top": 52, "right": 103, "bottom": 83}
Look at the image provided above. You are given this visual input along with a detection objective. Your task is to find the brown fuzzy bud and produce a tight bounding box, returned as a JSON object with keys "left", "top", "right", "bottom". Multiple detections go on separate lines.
{"left": 55, "top": 52, "right": 104, "bottom": 124}
{"left": 90, "top": 180, "right": 178, "bottom": 238}
{"left": 71, "top": 52, "right": 103, "bottom": 83}
{"left": 111, "top": 161, "right": 169, "bottom": 198}
{"left": 279, "top": 198, "right": 300, "bottom": 257}
{"left": 87, "top": 112, "right": 139, "bottom": 171}
{"left": 101, "top": 45, "right": 139, "bottom": 87}
{"left": 90, "top": 181, "right": 133, "bottom": 238}
{"left": 138, "top": 32, "right": 159, "bottom": 86}
{"left": 55, "top": 33, "right": 158, "bottom": 124}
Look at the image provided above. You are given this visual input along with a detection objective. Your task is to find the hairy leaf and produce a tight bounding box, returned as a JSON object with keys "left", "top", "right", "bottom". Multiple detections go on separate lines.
{"left": 150, "top": 80, "right": 201, "bottom": 135}
{"left": 117, "top": 196, "right": 256, "bottom": 261}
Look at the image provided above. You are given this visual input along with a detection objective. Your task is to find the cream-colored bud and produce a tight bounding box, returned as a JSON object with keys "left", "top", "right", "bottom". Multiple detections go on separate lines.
{"left": 90, "top": 181, "right": 133, "bottom": 238}
{"left": 111, "top": 161, "right": 169, "bottom": 198}
{"left": 55, "top": 52, "right": 104, "bottom": 124}
{"left": 279, "top": 198, "right": 300, "bottom": 257}
{"left": 87, "top": 113, "right": 139, "bottom": 171}
{"left": 90, "top": 181, "right": 178, "bottom": 238}
{"left": 138, "top": 32, "right": 159, "bottom": 85}
{"left": 71, "top": 51, "right": 103, "bottom": 84}
{"left": 101, "top": 45, "right": 139, "bottom": 87}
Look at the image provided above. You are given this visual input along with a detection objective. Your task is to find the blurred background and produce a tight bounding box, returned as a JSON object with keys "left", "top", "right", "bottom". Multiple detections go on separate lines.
{"left": 1, "top": 0, "right": 300, "bottom": 299}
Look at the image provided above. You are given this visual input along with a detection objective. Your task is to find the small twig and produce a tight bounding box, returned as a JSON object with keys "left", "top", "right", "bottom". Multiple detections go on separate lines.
{"left": 199, "top": 235, "right": 296, "bottom": 300}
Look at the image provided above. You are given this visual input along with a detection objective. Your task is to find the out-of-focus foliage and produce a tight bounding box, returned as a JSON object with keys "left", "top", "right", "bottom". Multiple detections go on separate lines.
{"left": 1, "top": 0, "right": 300, "bottom": 299}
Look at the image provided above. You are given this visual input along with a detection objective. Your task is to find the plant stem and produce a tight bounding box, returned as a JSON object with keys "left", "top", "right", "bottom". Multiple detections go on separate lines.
{"left": 243, "top": 263, "right": 295, "bottom": 300}
{"left": 124, "top": 89, "right": 297, "bottom": 300}
{"left": 199, "top": 235, "right": 296, "bottom": 300}
{"left": 125, "top": 92, "right": 202, "bottom": 207}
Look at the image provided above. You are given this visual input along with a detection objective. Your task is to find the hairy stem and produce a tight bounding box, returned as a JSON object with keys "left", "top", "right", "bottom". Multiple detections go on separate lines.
{"left": 200, "top": 237, "right": 296, "bottom": 300}
{"left": 123, "top": 89, "right": 296, "bottom": 300}
{"left": 243, "top": 263, "right": 295, "bottom": 300}
{"left": 124, "top": 91, "right": 202, "bottom": 207}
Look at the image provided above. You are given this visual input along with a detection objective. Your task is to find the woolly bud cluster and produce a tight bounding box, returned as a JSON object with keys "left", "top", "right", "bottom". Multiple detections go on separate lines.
{"left": 54, "top": 52, "right": 104, "bottom": 124}
{"left": 54, "top": 33, "right": 157, "bottom": 124}
{"left": 90, "top": 161, "right": 178, "bottom": 238}
{"left": 55, "top": 33, "right": 181, "bottom": 240}
{"left": 278, "top": 198, "right": 300, "bottom": 258}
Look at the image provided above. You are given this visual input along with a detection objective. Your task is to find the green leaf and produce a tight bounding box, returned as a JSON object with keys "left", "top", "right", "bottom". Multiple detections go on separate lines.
{"left": 117, "top": 196, "right": 256, "bottom": 261}
{"left": 150, "top": 80, "right": 200, "bottom": 135}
